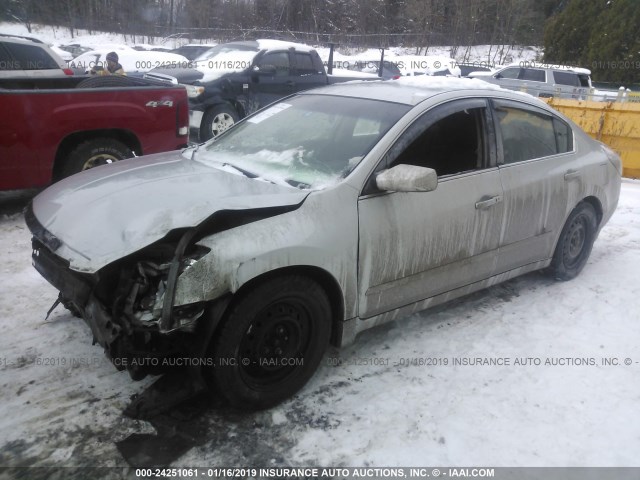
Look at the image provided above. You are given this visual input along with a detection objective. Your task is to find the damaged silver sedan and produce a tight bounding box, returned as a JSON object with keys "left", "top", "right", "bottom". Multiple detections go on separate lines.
{"left": 27, "top": 78, "right": 621, "bottom": 409}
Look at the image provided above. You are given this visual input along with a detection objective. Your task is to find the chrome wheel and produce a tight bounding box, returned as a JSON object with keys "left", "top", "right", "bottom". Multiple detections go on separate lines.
{"left": 210, "top": 112, "right": 235, "bottom": 137}
{"left": 81, "top": 153, "right": 119, "bottom": 170}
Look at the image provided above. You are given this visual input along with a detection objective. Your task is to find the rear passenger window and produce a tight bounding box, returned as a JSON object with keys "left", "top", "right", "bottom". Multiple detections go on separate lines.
{"left": 0, "top": 43, "right": 15, "bottom": 70}
{"left": 4, "top": 43, "right": 59, "bottom": 70}
{"left": 553, "top": 71, "right": 579, "bottom": 86}
{"left": 496, "top": 107, "right": 557, "bottom": 163}
{"left": 294, "top": 53, "right": 319, "bottom": 75}
{"left": 553, "top": 118, "right": 573, "bottom": 153}
{"left": 520, "top": 68, "right": 545, "bottom": 82}
{"left": 577, "top": 74, "right": 590, "bottom": 87}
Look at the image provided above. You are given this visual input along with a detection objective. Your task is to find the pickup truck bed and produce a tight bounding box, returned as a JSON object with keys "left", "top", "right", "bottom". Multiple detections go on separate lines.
{"left": 0, "top": 75, "right": 189, "bottom": 191}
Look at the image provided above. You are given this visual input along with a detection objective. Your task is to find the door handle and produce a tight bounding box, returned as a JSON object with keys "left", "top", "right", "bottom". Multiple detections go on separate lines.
{"left": 475, "top": 195, "right": 503, "bottom": 210}
{"left": 564, "top": 170, "right": 581, "bottom": 181}
{"left": 286, "top": 81, "right": 295, "bottom": 88}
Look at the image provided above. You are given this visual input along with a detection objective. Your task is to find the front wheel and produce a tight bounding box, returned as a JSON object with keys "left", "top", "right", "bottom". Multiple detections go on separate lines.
{"left": 207, "top": 275, "right": 332, "bottom": 410}
{"left": 548, "top": 202, "right": 598, "bottom": 280}
{"left": 200, "top": 104, "right": 239, "bottom": 141}
{"left": 61, "top": 138, "right": 134, "bottom": 178}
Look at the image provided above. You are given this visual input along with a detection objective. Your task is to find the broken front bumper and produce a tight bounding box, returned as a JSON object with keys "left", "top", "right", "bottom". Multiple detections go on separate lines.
{"left": 31, "top": 235, "right": 120, "bottom": 353}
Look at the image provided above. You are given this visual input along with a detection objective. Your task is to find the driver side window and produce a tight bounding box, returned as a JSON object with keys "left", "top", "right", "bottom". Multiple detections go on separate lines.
{"left": 388, "top": 104, "right": 489, "bottom": 177}
{"left": 257, "top": 52, "right": 290, "bottom": 77}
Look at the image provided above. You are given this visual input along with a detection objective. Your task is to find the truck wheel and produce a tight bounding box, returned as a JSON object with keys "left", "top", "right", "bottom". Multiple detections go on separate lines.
{"left": 201, "top": 105, "right": 239, "bottom": 141}
{"left": 548, "top": 202, "right": 598, "bottom": 281}
{"left": 61, "top": 138, "right": 133, "bottom": 178}
{"left": 207, "top": 275, "right": 331, "bottom": 410}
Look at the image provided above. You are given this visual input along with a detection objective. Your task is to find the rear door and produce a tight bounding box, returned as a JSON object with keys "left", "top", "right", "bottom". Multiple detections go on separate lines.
{"left": 357, "top": 99, "right": 504, "bottom": 318}
{"left": 492, "top": 67, "right": 549, "bottom": 97}
{"left": 492, "top": 99, "right": 579, "bottom": 272}
{"left": 551, "top": 71, "right": 588, "bottom": 99}
{"left": 291, "top": 51, "right": 328, "bottom": 91}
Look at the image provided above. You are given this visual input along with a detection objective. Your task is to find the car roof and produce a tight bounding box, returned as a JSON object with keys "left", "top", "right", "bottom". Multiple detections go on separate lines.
{"left": 0, "top": 33, "right": 45, "bottom": 45}
{"left": 499, "top": 62, "right": 592, "bottom": 75}
{"left": 300, "top": 76, "right": 537, "bottom": 106}
{"left": 218, "top": 39, "right": 316, "bottom": 53}
{"left": 180, "top": 43, "right": 218, "bottom": 47}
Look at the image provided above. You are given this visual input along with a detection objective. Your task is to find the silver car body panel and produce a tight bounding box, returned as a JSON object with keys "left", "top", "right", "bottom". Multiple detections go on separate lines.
{"left": 173, "top": 184, "right": 360, "bottom": 320}
{"left": 29, "top": 78, "right": 621, "bottom": 346}
{"left": 31, "top": 151, "right": 309, "bottom": 272}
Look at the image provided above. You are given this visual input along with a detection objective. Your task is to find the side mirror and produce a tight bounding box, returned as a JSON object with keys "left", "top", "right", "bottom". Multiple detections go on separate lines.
{"left": 494, "top": 73, "right": 502, "bottom": 79}
{"left": 254, "top": 65, "right": 277, "bottom": 75}
{"left": 375, "top": 164, "right": 438, "bottom": 193}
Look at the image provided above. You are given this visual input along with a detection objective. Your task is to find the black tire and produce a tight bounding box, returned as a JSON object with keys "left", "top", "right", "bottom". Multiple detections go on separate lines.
{"left": 549, "top": 202, "right": 598, "bottom": 280}
{"left": 207, "top": 275, "right": 331, "bottom": 410}
{"left": 200, "top": 104, "right": 239, "bottom": 141}
{"left": 61, "top": 138, "right": 134, "bottom": 178}
{"left": 76, "top": 75, "right": 142, "bottom": 88}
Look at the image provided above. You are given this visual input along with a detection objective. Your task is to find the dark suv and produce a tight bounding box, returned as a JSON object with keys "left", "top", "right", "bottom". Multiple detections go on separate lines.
{"left": 0, "top": 34, "right": 71, "bottom": 78}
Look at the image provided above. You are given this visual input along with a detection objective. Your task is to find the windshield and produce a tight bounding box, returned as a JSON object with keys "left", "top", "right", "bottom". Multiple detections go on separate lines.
{"left": 195, "top": 94, "right": 410, "bottom": 189}
{"left": 171, "top": 45, "right": 215, "bottom": 61}
{"left": 194, "top": 43, "right": 259, "bottom": 61}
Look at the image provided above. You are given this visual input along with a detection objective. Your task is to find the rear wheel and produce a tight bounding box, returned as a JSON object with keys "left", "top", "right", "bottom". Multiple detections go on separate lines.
{"left": 61, "top": 138, "right": 134, "bottom": 178}
{"left": 549, "top": 202, "right": 598, "bottom": 280}
{"left": 201, "top": 104, "right": 239, "bottom": 141}
{"left": 207, "top": 275, "right": 331, "bottom": 410}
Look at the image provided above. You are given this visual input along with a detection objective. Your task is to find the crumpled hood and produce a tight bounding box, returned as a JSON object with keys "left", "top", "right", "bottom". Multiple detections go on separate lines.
{"left": 31, "top": 151, "right": 309, "bottom": 272}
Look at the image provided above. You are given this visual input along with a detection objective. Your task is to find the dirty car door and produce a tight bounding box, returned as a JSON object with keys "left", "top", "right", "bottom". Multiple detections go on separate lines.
{"left": 357, "top": 99, "right": 504, "bottom": 318}
{"left": 291, "top": 51, "right": 328, "bottom": 91}
{"left": 492, "top": 99, "right": 576, "bottom": 271}
{"left": 252, "top": 51, "right": 295, "bottom": 107}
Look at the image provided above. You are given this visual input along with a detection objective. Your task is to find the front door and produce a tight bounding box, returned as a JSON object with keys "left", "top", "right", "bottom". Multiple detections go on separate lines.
{"left": 357, "top": 99, "right": 504, "bottom": 318}
{"left": 251, "top": 51, "right": 295, "bottom": 108}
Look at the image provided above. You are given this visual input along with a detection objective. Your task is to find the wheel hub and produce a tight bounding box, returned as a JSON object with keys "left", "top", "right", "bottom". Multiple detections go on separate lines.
{"left": 211, "top": 113, "right": 234, "bottom": 137}
{"left": 82, "top": 153, "right": 118, "bottom": 170}
{"left": 565, "top": 215, "right": 587, "bottom": 265}
{"left": 240, "top": 300, "right": 309, "bottom": 381}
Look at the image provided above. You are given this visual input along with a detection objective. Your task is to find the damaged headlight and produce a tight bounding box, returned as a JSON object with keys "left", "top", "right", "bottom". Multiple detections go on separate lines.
{"left": 123, "top": 245, "right": 210, "bottom": 332}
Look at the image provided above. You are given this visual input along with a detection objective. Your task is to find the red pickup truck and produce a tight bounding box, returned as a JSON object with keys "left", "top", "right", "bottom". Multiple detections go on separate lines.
{"left": 0, "top": 75, "right": 189, "bottom": 191}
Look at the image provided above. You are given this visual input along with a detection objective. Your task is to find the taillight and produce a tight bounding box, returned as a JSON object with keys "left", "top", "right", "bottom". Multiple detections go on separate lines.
{"left": 63, "top": 68, "right": 74, "bottom": 76}
{"left": 176, "top": 100, "right": 189, "bottom": 138}
{"left": 392, "top": 75, "right": 401, "bottom": 80}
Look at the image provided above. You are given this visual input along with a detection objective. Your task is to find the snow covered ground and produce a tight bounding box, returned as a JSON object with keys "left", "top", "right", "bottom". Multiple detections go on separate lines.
{"left": 0, "top": 180, "right": 639, "bottom": 472}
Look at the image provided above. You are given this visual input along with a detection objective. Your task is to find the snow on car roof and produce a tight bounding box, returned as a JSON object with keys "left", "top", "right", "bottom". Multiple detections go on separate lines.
{"left": 501, "top": 62, "right": 592, "bottom": 75}
{"left": 197, "top": 49, "right": 260, "bottom": 81}
{"left": 328, "top": 67, "right": 381, "bottom": 79}
{"left": 256, "top": 39, "right": 316, "bottom": 53}
{"left": 181, "top": 43, "right": 218, "bottom": 47}
{"left": 304, "top": 75, "right": 537, "bottom": 105}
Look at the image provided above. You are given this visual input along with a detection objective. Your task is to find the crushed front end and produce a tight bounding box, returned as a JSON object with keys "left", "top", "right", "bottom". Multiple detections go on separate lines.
{"left": 26, "top": 203, "right": 212, "bottom": 380}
